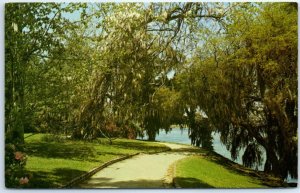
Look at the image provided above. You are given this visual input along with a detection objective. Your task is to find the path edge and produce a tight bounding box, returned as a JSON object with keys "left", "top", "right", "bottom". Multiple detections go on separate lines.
{"left": 171, "top": 159, "right": 182, "bottom": 188}
{"left": 60, "top": 148, "right": 171, "bottom": 188}
{"left": 59, "top": 153, "right": 139, "bottom": 188}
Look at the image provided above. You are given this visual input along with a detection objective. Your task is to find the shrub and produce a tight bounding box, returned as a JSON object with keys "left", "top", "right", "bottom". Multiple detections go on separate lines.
{"left": 41, "top": 134, "right": 66, "bottom": 143}
{"left": 5, "top": 143, "right": 30, "bottom": 188}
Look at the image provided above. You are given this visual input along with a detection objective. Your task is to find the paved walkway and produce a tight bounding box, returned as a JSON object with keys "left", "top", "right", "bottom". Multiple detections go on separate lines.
{"left": 76, "top": 142, "right": 195, "bottom": 188}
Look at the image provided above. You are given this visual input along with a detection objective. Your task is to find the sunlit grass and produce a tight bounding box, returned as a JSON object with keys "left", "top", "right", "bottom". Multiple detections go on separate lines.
{"left": 175, "top": 155, "right": 267, "bottom": 188}
{"left": 24, "top": 133, "right": 169, "bottom": 188}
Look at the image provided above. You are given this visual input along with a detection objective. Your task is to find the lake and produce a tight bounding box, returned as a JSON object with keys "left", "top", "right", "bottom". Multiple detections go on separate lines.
{"left": 137, "top": 128, "right": 297, "bottom": 183}
{"left": 139, "top": 128, "right": 250, "bottom": 168}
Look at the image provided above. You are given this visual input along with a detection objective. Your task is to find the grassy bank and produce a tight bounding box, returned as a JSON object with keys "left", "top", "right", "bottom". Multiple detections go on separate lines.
{"left": 174, "top": 155, "right": 282, "bottom": 188}
{"left": 23, "top": 133, "right": 169, "bottom": 188}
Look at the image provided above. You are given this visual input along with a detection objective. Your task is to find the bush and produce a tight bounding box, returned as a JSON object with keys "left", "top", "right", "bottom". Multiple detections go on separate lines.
{"left": 5, "top": 143, "right": 30, "bottom": 188}
{"left": 103, "top": 121, "right": 137, "bottom": 139}
{"left": 41, "top": 134, "right": 66, "bottom": 143}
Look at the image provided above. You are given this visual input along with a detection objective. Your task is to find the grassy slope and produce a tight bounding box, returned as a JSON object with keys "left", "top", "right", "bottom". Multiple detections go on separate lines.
{"left": 174, "top": 155, "right": 282, "bottom": 188}
{"left": 24, "top": 133, "right": 169, "bottom": 188}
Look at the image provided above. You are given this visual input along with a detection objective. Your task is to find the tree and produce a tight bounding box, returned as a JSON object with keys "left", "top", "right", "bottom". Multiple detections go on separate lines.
{"left": 6, "top": 3, "right": 60, "bottom": 143}
{"left": 186, "top": 2, "right": 297, "bottom": 179}
{"left": 73, "top": 2, "right": 223, "bottom": 141}
{"left": 5, "top": 3, "right": 84, "bottom": 186}
{"left": 5, "top": 3, "right": 88, "bottom": 142}
{"left": 5, "top": 2, "right": 296, "bottom": 180}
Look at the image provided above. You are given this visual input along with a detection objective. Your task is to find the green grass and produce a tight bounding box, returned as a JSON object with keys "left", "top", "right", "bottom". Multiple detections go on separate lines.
{"left": 23, "top": 133, "right": 169, "bottom": 188}
{"left": 174, "top": 155, "right": 268, "bottom": 188}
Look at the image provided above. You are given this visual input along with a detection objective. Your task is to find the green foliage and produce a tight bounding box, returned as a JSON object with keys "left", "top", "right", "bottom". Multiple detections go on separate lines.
{"left": 5, "top": 143, "right": 29, "bottom": 188}
{"left": 5, "top": 2, "right": 297, "bottom": 184}
{"left": 5, "top": 3, "right": 85, "bottom": 141}
{"left": 242, "top": 142, "right": 263, "bottom": 169}
{"left": 41, "top": 134, "right": 67, "bottom": 143}
{"left": 184, "top": 2, "right": 297, "bottom": 179}
{"left": 189, "top": 116, "right": 213, "bottom": 150}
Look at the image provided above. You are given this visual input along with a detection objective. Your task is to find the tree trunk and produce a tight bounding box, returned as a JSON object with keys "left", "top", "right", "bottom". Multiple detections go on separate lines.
{"left": 147, "top": 128, "right": 156, "bottom": 141}
{"left": 6, "top": 47, "right": 25, "bottom": 144}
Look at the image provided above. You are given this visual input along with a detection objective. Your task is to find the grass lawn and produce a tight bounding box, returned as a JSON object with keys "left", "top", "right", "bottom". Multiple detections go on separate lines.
{"left": 23, "top": 133, "right": 169, "bottom": 188}
{"left": 174, "top": 155, "right": 281, "bottom": 188}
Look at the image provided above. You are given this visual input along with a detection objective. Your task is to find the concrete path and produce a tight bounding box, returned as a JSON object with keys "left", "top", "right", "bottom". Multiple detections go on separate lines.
{"left": 76, "top": 142, "right": 195, "bottom": 188}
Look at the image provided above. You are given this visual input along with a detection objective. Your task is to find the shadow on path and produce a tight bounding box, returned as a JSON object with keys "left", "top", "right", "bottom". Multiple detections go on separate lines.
{"left": 76, "top": 177, "right": 163, "bottom": 188}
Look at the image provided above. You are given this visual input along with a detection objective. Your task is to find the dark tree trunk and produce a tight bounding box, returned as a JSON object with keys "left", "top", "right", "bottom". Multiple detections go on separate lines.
{"left": 146, "top": 126, "right": 156, "bottom": 141}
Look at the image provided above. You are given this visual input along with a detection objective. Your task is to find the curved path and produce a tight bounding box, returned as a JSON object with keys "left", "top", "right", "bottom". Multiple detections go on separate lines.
{"left": 76, "top": 142, "right": 196, "bottom": 188}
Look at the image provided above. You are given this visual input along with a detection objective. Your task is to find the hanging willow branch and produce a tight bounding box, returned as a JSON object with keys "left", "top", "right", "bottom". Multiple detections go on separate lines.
{"left": 72, "top": 72, "right": 112, "bottom": 140}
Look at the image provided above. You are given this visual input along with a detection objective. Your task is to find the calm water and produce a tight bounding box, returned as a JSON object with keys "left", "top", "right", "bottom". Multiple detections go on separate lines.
{"left": 138, "top": 128, "right": 297, "bottom": 183}
{"left": 140, "top": 128, "right": 249, "bottom": 167}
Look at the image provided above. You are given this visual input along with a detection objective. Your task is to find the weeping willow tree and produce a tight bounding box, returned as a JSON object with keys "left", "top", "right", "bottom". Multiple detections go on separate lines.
{"left": 187, "top": 110, "right": 213, "bottom": 150}
{"left": 144, "top": 86, "right": 184, "bottom": 141}
{"left": 72, "top": 71, "right": 112, "bottom": 139}
{"left": 71, "top": 3, "right": 182, "bottom": 140}
{"left": 185, "top": 2, "right": 297, "bottom": 180}
{"left": 174, "top": 67, "right": 214, "bottom": 149}
{"left": 72, "top": 2, "right": 224, "bottom": 141}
